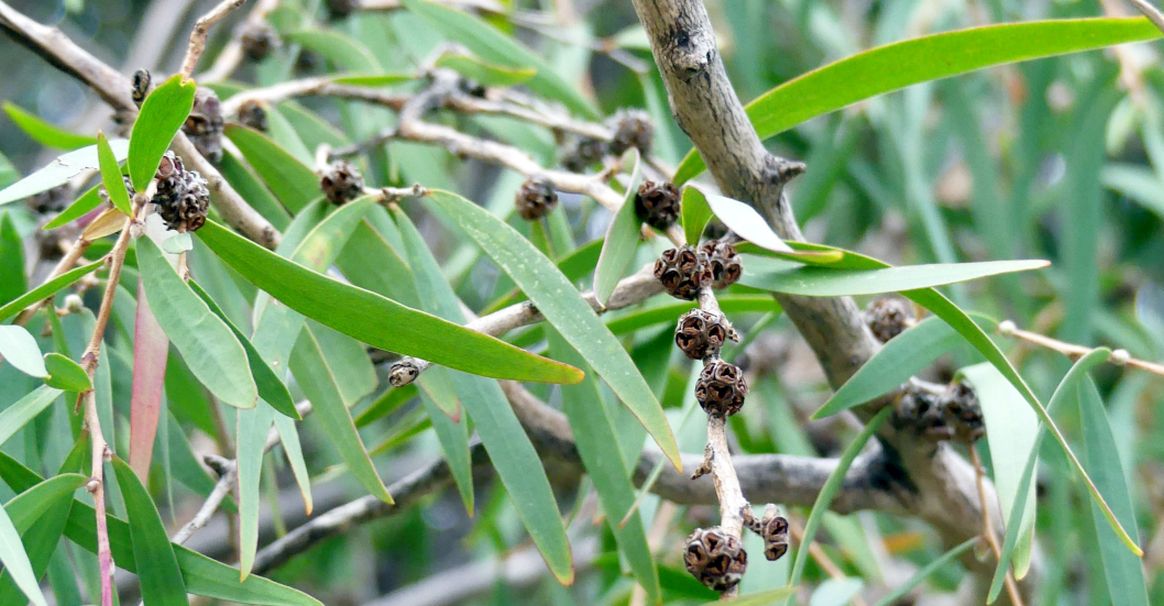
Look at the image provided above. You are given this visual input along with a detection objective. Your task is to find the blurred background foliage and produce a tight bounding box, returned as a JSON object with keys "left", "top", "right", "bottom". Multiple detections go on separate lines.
{"left": 1, "top": 0, "right": 1163, "bottom": 604}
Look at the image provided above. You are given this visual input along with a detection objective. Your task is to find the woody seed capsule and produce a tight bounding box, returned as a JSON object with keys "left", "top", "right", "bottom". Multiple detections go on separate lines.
{"left": 695, "top": 360, "right": 747, "bottom": 417}
{"left": 654, "top": 246, "right": 712, "bottom": 300}
{"left": 700, "top": 240, "right": 742, "bottom": 289}
{"left": 674, "top": 309, "right": 731, "bottom": 360}
{"left": 684, "top": 527, "right": 748, "bottom": 592}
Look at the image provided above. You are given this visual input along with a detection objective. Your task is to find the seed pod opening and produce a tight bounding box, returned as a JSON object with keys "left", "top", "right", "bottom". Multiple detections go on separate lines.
{"left": 941, "top": 380, "right": 984, "bottom": 442}
{"left": 607, "top": 108, "right": 654, "bottom": 156}
{"left": 561, "top": 137, "right": 605, "bottom": 172}
{"left": 319, "top": 160, "right": 365, "bottom": 205}
{"left": 514, "top": 177, "right": 558, "bottom": 221}
{"left": 684, "top": 527, "right": 748, "bottom": 592}
{"left": 634, "top": 180, "right": 680, "bottom": 230}
{"left": 674, "top": 309, "right": 731, "bottom": 360}
{"left": 236, "top": 99, "right": 269, "bottom": 132}
{"left": 695, "top": 360, "right": 747, "bottom": 417}
{"left": 184, "top": 88, "right": 225, "bottom": 163}
{"left": 389, "top": 360, "right": 420, "bottom": 387}
{"left": 240, "top": 21, "right": 280, "bottom": 62}
{"left": 654, "top": 245, "right": 712, "bottom": 300}
{"left": 865, "top": 296, "right": 913, "bottom": 343}
{"left": 700, "top": 240, "right": 742, "bottom": 289}
{"left": 148, "top": 152, "right": 210, "bottom": 232}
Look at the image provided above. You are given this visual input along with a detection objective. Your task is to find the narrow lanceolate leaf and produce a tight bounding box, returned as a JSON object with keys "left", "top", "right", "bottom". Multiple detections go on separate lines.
{"left": 129, "top": 278, "right": 169, "bottom": 480}
{"left": 81, "top": 207, "right": 128, "bottom": 241}
{"left": 3, "top": 473, "right": 87, "bottom": 532}
{"left": 111, "top": 458, "right": 186, "bottom": 605}
{"left": 291, "top": 326, "right": 393, "bottom": 503}
{"left": 715, "top": 587, "right": 797, "bottom": 606}
{"left": 0, "top": 455, "right": 322, "bottom": 606}
{"left": 236, "top": 402, "right": 276, "bottom": 580}
{"left": 41, "top": 185, "right": 101, "bottom": 229}
{"left": 961, "top": 363, "right": 1037, "bottom": 576}
{"left": 0, "top": 386, "right": 61, "bottom": 447}
{"left": 0, "top": 213, "right": 25, "bottom": 303}
{"left": 43, "top": 353, "right": 91, "bottom": 392}
{"left": 594, "top": 149, "right": 643, "bottom": 305}
{"left": 401, "top": 0, "right": 599, "bottom": 118}
{"left": 0, "top": 502, "right": 46, "bottom": 606}
{"left": 674, "top": 18, "right": 1163, "bottom": 183}
{"left": 0, "top": 325, "right": 48, "bottom": 378}
{"left": 2, "top": 102, "right": 95, "bottom": 149}
{"left": 0, "top": 473, "right": 86, "bottom": 604}
{"left": 190, "top": 281, "right": 298, "bottom": 419}
{"left": 137, "top": 236, "right": 258, "bottom": 408}
{"left": 1078, "top": 375, "right": 1149, "bottom": 606}
{"left": 742, "top": 257, "right": 1050, "bottom": 297}
{"left": 681, "top": 185, "right": 713, "bottom": 245}
{"left": 874, "top": 539, "right": 977, "bottom": 606}
{"left": 225, "top": 125, "right": 320, "bottom": 213}
{"left": 197, "top": 219, "right": 583, "bottom": 384}
{"left": 695, "top": 184, "right": 792, "bottom": 253}
{"left": 429, "top": 190, "right": 681, "bottom": 469}
{"left": 549, "top": 329, "right": 660, "bottom": 602}
{"left": 436, "top": 53, "right": 537, "bottom": 86}
{"left": 788, "top": 408, "right": 892, "bottom": 590}
{"left": 96, "top": 131, "right": 131, "bottom": 216}
{"left": 128, "top": 73, "right": 197, "bottom": 191}
{"left": 0, "top": 140, "right": 128, "bottom": 206}
{"left": 283, "top": 30, "right": 380, "bottom": 72}
{"left": 813, "top": 317, "right": 962, "bottom": 419}
{"left": 0, "top": 259, "right": 103, "bottom": 322}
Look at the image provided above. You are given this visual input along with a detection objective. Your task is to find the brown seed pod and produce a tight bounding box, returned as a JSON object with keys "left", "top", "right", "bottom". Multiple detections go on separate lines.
{"left": 865, "top": 296, "right": 913, "bottom": 343}
{"left": 700, "top": 240, "right": 742, "bottom": 289}
{"left": 319, "top": 160, "right": 365, "bottom": 205}
{"left": 561, "top": 137, "right": 605, "bottom": 172}
{"left": 893, "top": 389, "right": 952, "bottom": 441}
{"left": 240, "top": 21, "right": 280, "bottom": 62}
{"left": 514, "top": 177, "right": 558, "bottom": 221}
{"left": 184, "top": 88, "right": 225, "bottom": 163}
{"left": 388, "top": 360, "right": 420, "bottom": 387}
{"left": 695, "top": 361, "right": 747, "bottom": 417}
{"left": 654, "top": 246, "right": 712, "bottom": 300}
{"left": 684, "top": 527, "right": 748, "bottom": 592}
{"left": 607, "top": 108, "right": 654, "bottom": 156}
{"left": 131, "top": 69, "right": 151, "bottom": 107}
{"left": 634, "top": 180, "right": 680, "bottom": 230}
{"left": 150, "top": 152, "right": 210, "bottom": 232}
{"left": 744, "top": 508, "right": 790, "bottom": 562}
{"left": 941, "top": 380, "right": 984, "bottom": 442}
{"left": 236, "top": 99, "right": 269, "bottom": 132}
{"left": 675, "top": 309, "right": 732, "bottom": 360}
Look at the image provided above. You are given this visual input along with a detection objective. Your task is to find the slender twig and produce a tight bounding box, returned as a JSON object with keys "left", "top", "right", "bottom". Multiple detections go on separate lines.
{"left": 14, "top": 236, "right": 92, "bottom": 325}
{"left": 969, "top": 448, "right": 1024, "bottom": 606}
{"left": 1131, "top": 0, "right": 1164, "bottom": 32}
{"left": 180, "top": 0, "right": 248, "bottom": 79}
{"left": 172, "top": 457, "right": 237, "bottom": 545}
{"left": 198, "top": 0, "right": 279, "bottom": 82}
{"left": 998, "top": 320, "right": 1164, "bottom": 377}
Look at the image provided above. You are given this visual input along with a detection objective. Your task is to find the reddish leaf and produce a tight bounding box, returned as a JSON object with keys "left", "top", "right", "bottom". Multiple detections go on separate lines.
{"left": 128, "top": 278, "right": 169, "bottom": 480}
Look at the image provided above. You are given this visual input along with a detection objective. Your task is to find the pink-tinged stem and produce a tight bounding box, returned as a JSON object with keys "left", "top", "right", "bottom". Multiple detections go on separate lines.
{"left": 82, "top": 392, "right": 114, "bottom": 606}
{"left": 128, "top": 278, "right": 169, "bottom": 480}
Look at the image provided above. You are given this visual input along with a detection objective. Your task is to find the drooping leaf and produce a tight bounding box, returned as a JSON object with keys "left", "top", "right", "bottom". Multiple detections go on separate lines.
{"left": 0, "top": 213, "right": 25, "bottom": 303}
{"left": 0, "top": 325, "right": 48, "bottom": 378}
{"left": 0, "top": 501, "right": 46, "bottom": 606}
{"left": 428, "top": 190, "right": 680, "bottom": 468}
{"left": 0, "top": 454, "right": 322, "bottom": 606}
{"left": 41, "top": 185, "right": 102, "bottom": 230}
{"left": 137, "top": 236, "right": 258, "bottom": 408}
{"left": 2, "top": 102, "right": 95, "bottom": 149}
{"left": 217, "top": 152, "right": 292, "bottom": 230}
{"left": 43, "top": 353, "right": 91, "bottom": 392}
{"left": 225, "top": 124, "right": 321, "bottom": 213}
{"left": 236, "top": 402, "right": 276, "bottom": 580}
{"left": 189, "top": 281, "right": 298, "bottom": 419}
{"left": 436, "top": 52, "right": 537, "bottom": 86}
{"left": 80, "top": 206, "right": 128, "bottom": 241}
{"left": 111, "top": 458, "right": 186, "bottom": 605}
{"left": 674, "top": 18, "right": 1163, "bottom": 182}
{"left": 196, "top": 219, "right": 583, "bottom": 384}
{"left": 594, "top": 149, "right": 643, "bottom": 305}
{"left": 696, "top": 184, "right": 793, "bottom": 253}
{"left": 128, "top": 278, "right": 168, "bottom": 479}
{"left": 0, "top": 259, "right": 104, "bottom": 322}
{"left": 813, "top": 317, "right": 962, "bottom": 419}
{"left": 681, "top": 185, "right": 713, "bottom": 245}
{"left": 742, "top": 256, "right": 1049, "bottom": 297}
{"left": 0, "top": 140, "right": 128, "bottom": 206}
{"left": 284, "top": 30, "right": 380, "bottom": 72}
{"left": 96, "top": 131, "right": 131, "bottom": 216}
{"left": 401, "top": 0, "right": 599, "bottom": 118}
{"left": 128, "top": 73, "right": 197, "bottom": 191}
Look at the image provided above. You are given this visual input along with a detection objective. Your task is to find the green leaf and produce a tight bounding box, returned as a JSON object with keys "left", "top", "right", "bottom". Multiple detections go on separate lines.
{"left": 196, "top": 219, "right": 582, "bottom": 384}
{"left": 0, "top": 213, "right": 26, "bottom": 303}
{"left": 696, "top": 184, "right": 793, "bottom": 253}
{"left": 284, "top": 30, "right": 380, "bottom": 72}
{"left": 3, "top": 473, "right": 86, "bottom": 532}
{"left": 483, "top": 238, "right": 603, "bottom": 313}
{"left": 0, "top": 325, "right": 48, "bottom": 378}
{"left": 435, "top": 52, "right": 537, "bottom": 86}
{"left": 549, "top": 329, "right": 660, "bottom": 602}
{"left": 41, "top": 185, "right": 102, "bottom": 230}
{"left": 137, "top": 236, "right": 258, "bottom": 408}
{"left": 218, "top": 152, "right": 292, "bottom": 230}
{"left": 96, "top": 131, "right": 132, "bottom": 216}
{"left": 1078, "top": 375, "right": 1148, "bottom": 606}
{"left": 961, "top": 363, "right": 1037, "bottom": 575}
{"left": 329, "top": 73, "right": 415, "bottom": 86}
{"left": 355, "top": 384, "right": 418, "bottom": 427}
{"left": 0, "top": 501, "right": 46, "bottom": 606}
{"left": 681, "top": 185, "right": 713, "bottom": 245}
{"left": 674, "top": 17, "right": 1163, "bottom": 183}
{"left": 189, "top": 281, "right": 299, "bottom": 419}
{"left": 291, "top": 326, "right": 393, "bottom": 502}
{"left": 2, "top": 102, "right": 95, "bottom": 150}
{"left": 401, "top": 0, "right": 598, "bottom": 118}
{"left": 788, "top": 407, "right": 891, "bottom": 589}
{"left": 225, "top": 124, "right": 322, "bottom": 213}
{"left": 128, "top": 74, "right": 196, "bottom": 190}
{"left": 111, "top": 457, "right": 187, "bottom": 605}
{"left": 594, "top": 150, "right": 643, "bottom": 305}
{"left": 236, "top": 402, "right": 276, "bottom": 579}
{"left": 716, "top": 587, "right": 797, "bottom": 606}
{"left": 0, "top": 454, "right": 321, "bottom": 605}
{"left": 813, "top": 317, "right": 961, "bottom": 419}
{"left": 742, "top": 257, "right": 1049, "bottom": 297}
{"left": 0, "top": 141, "right": 128, "bottom": 206}
{"left": 874, "top": 538, "right": 976, "bottom": 606}
{"left": 43, "top": 353, "right": 91, "bottom": 392}
{"left": 0, "top": 473, "right": 86, "bottom": 604}
{"left": 0, "top": 259, "right": 103, "bottom": 322}
{"left": 428, "top": 190, "right": 680, "bottom": 468}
